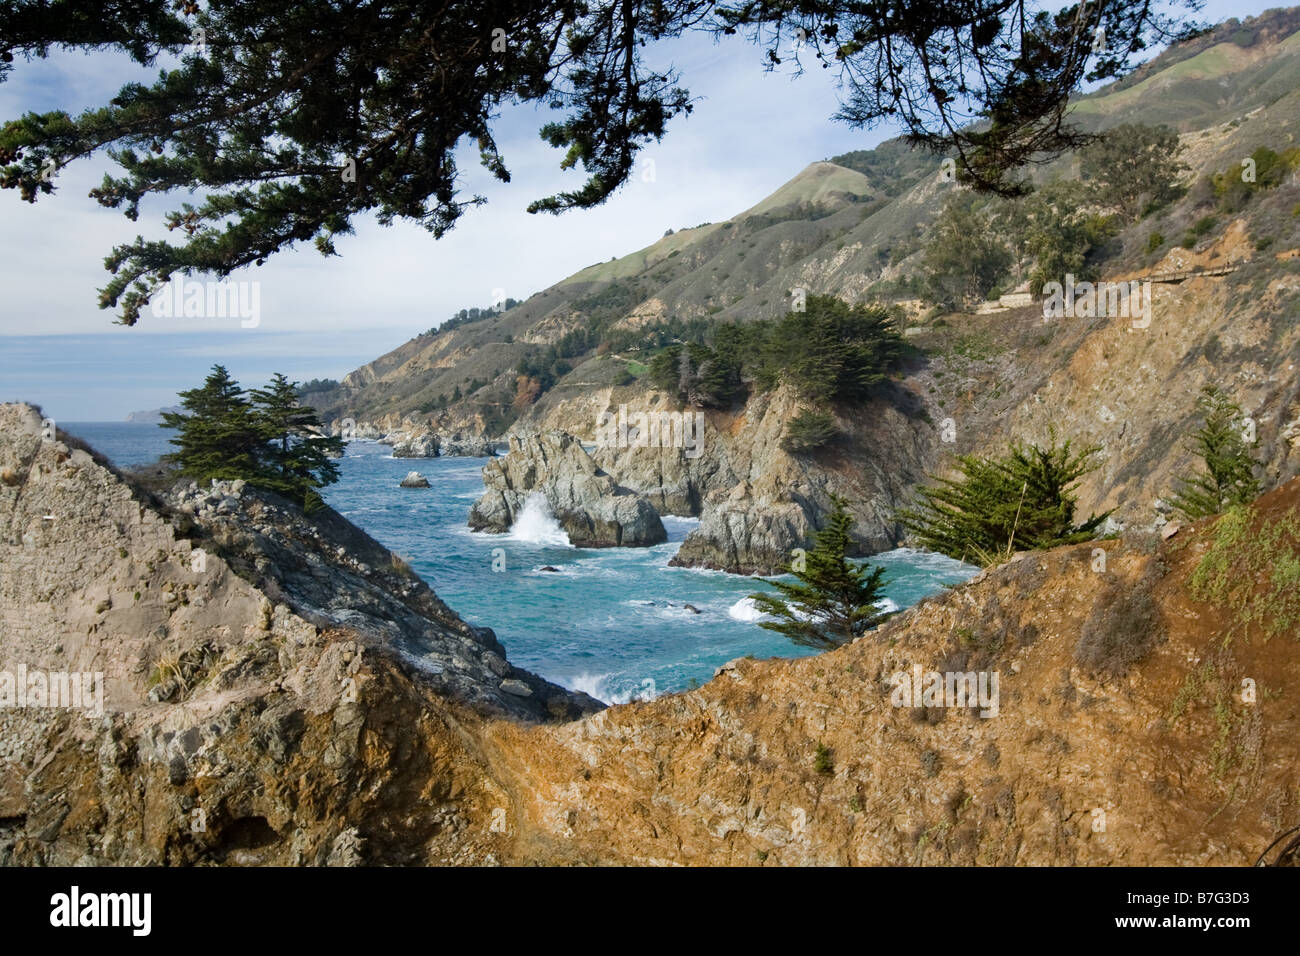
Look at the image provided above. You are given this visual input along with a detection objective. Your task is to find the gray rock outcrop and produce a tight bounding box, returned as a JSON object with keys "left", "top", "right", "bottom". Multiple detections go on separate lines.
{"left": 439, "top": 433, "right": 495, "bottom": 457}
{"left": 581, "top": 386, "right": 930, "bottom": 574}
{"left": 392, "top": 433, "right": 439, "bottom": 458}
{"left": 468, "top": 432, "right": 666, "bottom": 548}
{"left": 390, "top": 429, "right": 494, "bottom": 458}
{"left": 400, "top": 471, "right": 430, "bottom": 488}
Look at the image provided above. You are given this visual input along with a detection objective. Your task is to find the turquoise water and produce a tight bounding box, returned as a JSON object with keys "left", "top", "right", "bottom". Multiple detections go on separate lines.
{"left": 65, "top": 423, "right": 977, "bottom": 703}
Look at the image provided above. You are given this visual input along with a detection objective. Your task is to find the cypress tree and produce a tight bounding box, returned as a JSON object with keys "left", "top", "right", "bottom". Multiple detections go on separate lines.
{"left": 749, "top": 497, "right": 889, "bottom": 649}
{"left": 249, "top": 372, "right": 344, "bottom": 512}
{"left": 161, "top": 365, "right": 342, "bottom": 511}
{"left": 898, "top": 433, "right": 1109, "bottom": 564}
{"left": 160, "top": 365, "right": 260, "bottom": 482}
{"left": 1167, "top": 386, "right": 1260, "bottom": 520}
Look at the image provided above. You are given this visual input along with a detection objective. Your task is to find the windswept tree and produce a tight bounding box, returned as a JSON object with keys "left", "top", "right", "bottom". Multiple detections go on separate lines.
{"left": 1167, "top": 385, "right": 1260, "bottom": 520}
{"left": 161, "top": 365, "right": 342, "bottom": 511}
{"left": 899, "top": 434, "right": 1110, "bottom": 564}
{"left": 249, "top": 372, "right": 344, "bottom": 510}
{"left": 160, "top": 365, "right": 260, "bottom": 483}
{"left": 750, "top": 497, "right": 889, "bottom": 649}
{"left": 648, "top": 340, "right": 744, "bottom": 408}
{"left": 753, "top": 295, "right": 903, "bottom": 402}
{"left": 782, "top": 408, "right": 838, "bottom": 454}
{"left": 0, "top": 0, "right": 1200, "bottom": 324}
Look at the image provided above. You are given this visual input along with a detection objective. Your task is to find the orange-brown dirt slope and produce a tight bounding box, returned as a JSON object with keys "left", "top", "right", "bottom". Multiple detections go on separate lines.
{"left": 489, "top": 481, "right": 1300, "bottom": 865}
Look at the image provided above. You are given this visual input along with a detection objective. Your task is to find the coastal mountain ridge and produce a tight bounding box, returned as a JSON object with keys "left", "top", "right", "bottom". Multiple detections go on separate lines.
{"left": 303, "top": 8, "right": 1300, "bottom": 574}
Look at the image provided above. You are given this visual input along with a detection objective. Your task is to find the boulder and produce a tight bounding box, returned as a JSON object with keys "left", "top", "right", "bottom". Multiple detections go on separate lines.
{"left": 669, "top": 484, "right": 813, "bottom": 575}
{"left": 399, "top": 471, "right": 430, "bottom": 488}
{"left": 468, "top": 432, "right": 666, "bottom": 548}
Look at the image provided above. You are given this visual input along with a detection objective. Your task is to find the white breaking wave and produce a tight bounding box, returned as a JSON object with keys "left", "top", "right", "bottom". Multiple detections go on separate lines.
{"left": 563, "top": 671, "right": 658, "bottom": 705}
{"left": 730, "top": 594, "right": 899, "bottom": 622}
{"left": 728, "top": 597, "right": 767, "bottom": 622}
{"left": 565, "top": 671, "right": 612, "bottom": 702}
{"left": 507, "top": 493, "right": 571, "bottom": 547}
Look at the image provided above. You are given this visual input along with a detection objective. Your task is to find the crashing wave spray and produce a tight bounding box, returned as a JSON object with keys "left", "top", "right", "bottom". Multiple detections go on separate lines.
{"left": 507, "top": 492, "right": 571, "bottom": 547}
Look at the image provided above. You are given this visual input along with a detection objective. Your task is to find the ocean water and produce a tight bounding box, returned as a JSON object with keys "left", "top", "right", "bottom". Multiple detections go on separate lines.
{"left": 63, "top": 423, "right": 978, "bottom": 703}
{"left": 64, "top": 421, "right": 179, "bottom": 467}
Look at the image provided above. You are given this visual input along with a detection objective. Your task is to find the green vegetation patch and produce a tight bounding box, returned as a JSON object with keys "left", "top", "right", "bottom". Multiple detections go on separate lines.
{"left": 1188, "top": 504, "right": 1300, "bottom": 641}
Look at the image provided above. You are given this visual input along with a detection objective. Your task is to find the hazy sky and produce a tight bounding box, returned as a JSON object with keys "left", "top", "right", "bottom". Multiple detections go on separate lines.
{"left": 0, "top": 1, "right": 1276, "bottom": 419}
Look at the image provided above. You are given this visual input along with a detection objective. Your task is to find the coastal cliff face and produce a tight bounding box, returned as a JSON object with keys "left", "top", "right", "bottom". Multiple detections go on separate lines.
{"left": 0, "top": 404, "right": 596, "bottom": 866}
{"left": 3, "top": 404, "right": 1296, "bottom": 866}
{"left": 491, "top": 383, "right": 932, "bottom": 574}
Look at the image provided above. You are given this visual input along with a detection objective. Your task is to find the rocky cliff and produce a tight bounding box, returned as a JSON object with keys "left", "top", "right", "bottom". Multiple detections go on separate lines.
{"left": 3, "top": 403, "right": 1297, "bottom": 865}
{"left": 0, "top": 404, "right": 596, "bottom": 865}
{"left": 587, "top": 384, "right": 931, "bottom": 573}
{"left": 468, "top": 431, "right": 666, "bottom": 548}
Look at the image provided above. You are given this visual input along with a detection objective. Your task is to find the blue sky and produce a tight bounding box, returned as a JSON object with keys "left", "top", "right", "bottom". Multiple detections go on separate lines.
{"left": 0, "top": 0, "right": 1279, "bottom": 419}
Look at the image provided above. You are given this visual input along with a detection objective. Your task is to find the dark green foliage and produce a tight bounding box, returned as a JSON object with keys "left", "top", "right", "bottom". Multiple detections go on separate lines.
{"left": 1079, "top": 123, "right": 1187, "bottom": 220}
{"left": 433, "top": 300, "right": 522, "bottom": 336}
{"left": 782, "top": 409, "right": 838, "bottom": 454}
{"left": 515, "top": 344, "right": 574, "bottom": 395}
{"left": 647, "top": 340, "right": 744, "bottom": 408}
{"left": 922, "top": 193, "right": 1012, "bottom": 309}
{"left": 160, "top": 365, "right": 259, "bottom": 484}
{"left": 161, "top": 366, "right": 343, "bottom": 512}
{"left": 645, "top": 297, "right": 901, "bottom": 409}
{"left": 899, "top": 434, "right": 1110, "bottom": 563}
{"left": 749, "top": 497, "right": 889, "bottom": 650}
{"left": 296, "top": 377, "right": 339, "bottom": 395}
{"left": 248, "top": 373, "right": 343, "bottom": 512}
{"left": 1167, "top": 386, "right": 1261, "bottom": 520}
{"left": 600, "top": 315, "right": 712, "bottom": 354}
{"left": 750, "top": 296, "right": 903, "bottom": 403}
